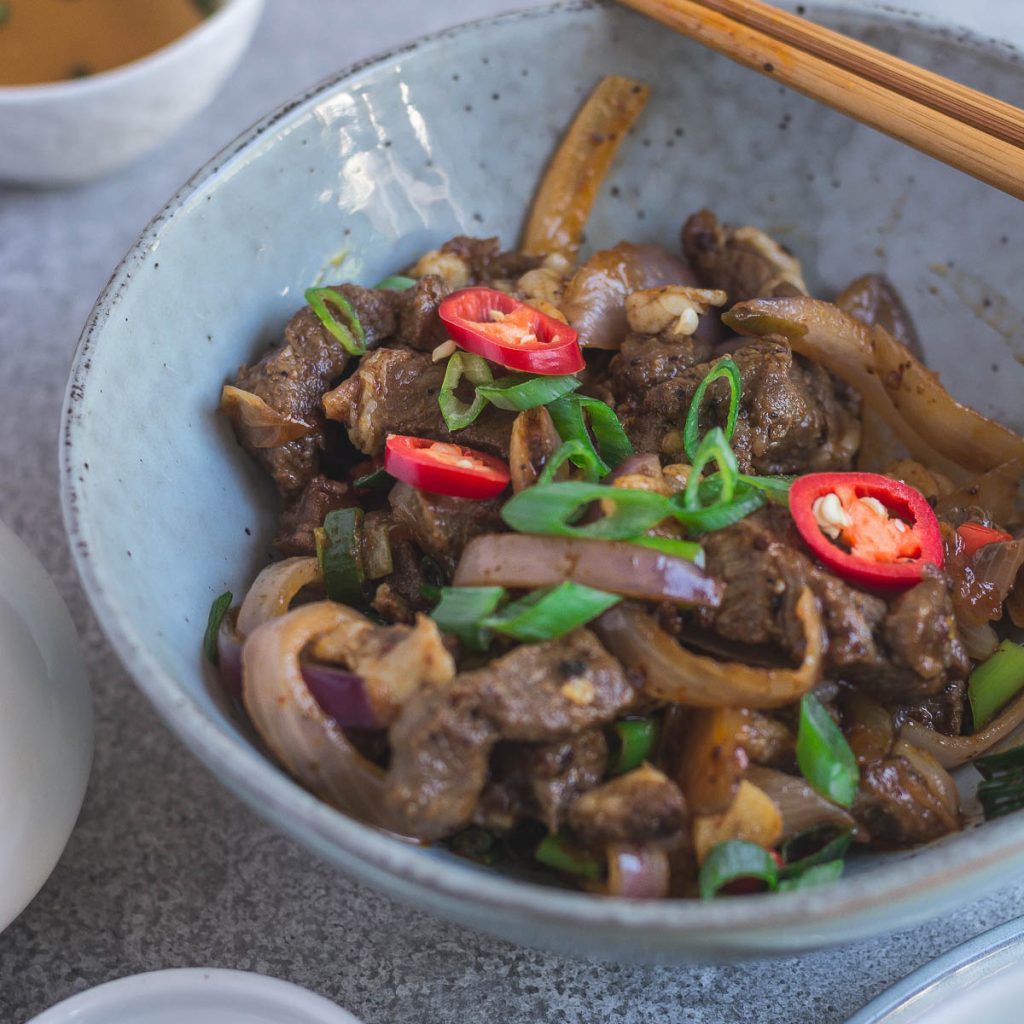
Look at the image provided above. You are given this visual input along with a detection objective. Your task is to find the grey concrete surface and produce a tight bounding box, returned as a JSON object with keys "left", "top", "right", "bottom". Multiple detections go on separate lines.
{"left": 2, "top": 1, "right": 1023, "bottom": 1021}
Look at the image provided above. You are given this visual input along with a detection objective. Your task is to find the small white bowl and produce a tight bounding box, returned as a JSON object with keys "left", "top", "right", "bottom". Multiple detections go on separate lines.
{"left": 0, "top": 519, "right": 92, "bottom": 934}
{"left": 0, "top": 0, "right": 265, "bottom": 186}
{"left": 26, "top": 969, "right": 362, "bottom": 1024}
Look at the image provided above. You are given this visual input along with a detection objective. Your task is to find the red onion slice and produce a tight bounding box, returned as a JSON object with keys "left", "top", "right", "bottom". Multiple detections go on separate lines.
{"left": 301, "top": 663, "right": 381, "bottom": 730}
{"left": 217, "top": 611, "right": 244, "bottom": 699}
{"left": 606, "top": 843, "right": 671, "bottom": 898}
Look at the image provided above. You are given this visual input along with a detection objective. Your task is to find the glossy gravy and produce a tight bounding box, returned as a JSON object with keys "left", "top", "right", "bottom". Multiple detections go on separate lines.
{"left": 0, "top": 0, "right": 212, "bottom": 87}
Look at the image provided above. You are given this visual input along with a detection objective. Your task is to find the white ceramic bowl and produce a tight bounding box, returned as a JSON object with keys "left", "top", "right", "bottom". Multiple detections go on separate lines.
{"left": 0, "top": 0, "right": 265, "bottom": 185}
{"left": 60, "top": 1, "right": 1024, "bottom": 961}
{"left": 0, "top": 519, "right": 92, "bottom": 934}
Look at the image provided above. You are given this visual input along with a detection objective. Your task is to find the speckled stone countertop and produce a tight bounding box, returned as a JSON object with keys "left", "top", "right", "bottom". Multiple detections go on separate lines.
{"left": 3, "top": 1, "right": 1024, "bottom": 1021}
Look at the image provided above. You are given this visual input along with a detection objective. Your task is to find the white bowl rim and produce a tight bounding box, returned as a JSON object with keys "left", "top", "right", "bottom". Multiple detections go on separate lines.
{"left": 0, "top": 0, "right": 259, "bottom": 102}
{"left": 59, "top": 0, "right": 1024, "bottom": 947}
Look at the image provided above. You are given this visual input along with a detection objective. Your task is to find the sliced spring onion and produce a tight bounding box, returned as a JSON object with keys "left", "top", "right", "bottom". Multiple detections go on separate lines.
{"left": 631, "top": 535, "right": 705, "bottom": 567}
{"left": 975, "top": 743, "right": 1024, "bottom": 820}
{"left": 353, "top": 466, "right": 393, "bottom": 490}
{"left": 501, "top": 481, "right": 673, "bottom": 540}
{"left": 322, "top": 508, "right": 365, "bottom": 606}
{"left": 609, "top": 718, "right": 658, "bottom": 775}
{"left": 699, "top": 840, "right": 779, "bottom": 900}
{"left": 778, "top": 830, "right": 852, "bottom": 880}
{"left": 535, "top": 833, "right": 604, "bottom": 881}
{"left": 683, "top": 357, "right": 741, "bottom": 461}
{"left": 674, "top": 481, "right": 767, "bottom": 534}
{"left": 375, "top": 274, "right": 417, "bottom": 291}
{"left": 446, "top": 827, "right": 506, "bottom": 866}
{"left": 203, "top": 591, "right": 233, "bottom": 663}
{"left": 439, "top": 352, "right": 494, "bottom": 431}
{"left": 429, "top": 586, "right": 506, "bottom": 651}
{"left": 740, "top": 474, "right": 795, "bottom": 504}
{"left": 485, "top": 581, "right": 621, "bottom": 642}
{"left": 537, "top": 439, "right": 604, "bottom": 486}
{"left": 475, "top": 373, "right": 581, "bottom": 412}
{"left": 305, "top": 287, "right": 367, "bottom": 356}
{"left": 777, "top": 860, "right": 844, "bottom": 892}
{"left": 796, "top": 694, "right": 860, "bottom": 809}
{"left": 683, "top": 428, "right": 738, "bottom": 512}
{"left": 547, "top": 395, "right": 634, "bottom": 477}
{"left": 969, "top": 640, "right": 1024, "bottom": 730}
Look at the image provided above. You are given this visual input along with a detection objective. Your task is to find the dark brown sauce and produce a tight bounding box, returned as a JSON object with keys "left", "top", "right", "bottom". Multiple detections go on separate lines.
{"left": 0, "top": 0, "right": 213, "bottom": 87}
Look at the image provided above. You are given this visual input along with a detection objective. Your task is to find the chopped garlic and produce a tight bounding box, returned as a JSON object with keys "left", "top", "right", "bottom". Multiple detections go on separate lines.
{"left": 410, "top": 249, "right": 470, "bottom": 289}
{"left": 561, "top": 677, "right": 595, "bottom": 706}
{"left": 431, "top": 339, "right": 457, "bottom": 362}
{"left": 624, "top": 285, "right": 727, "bottom": 337}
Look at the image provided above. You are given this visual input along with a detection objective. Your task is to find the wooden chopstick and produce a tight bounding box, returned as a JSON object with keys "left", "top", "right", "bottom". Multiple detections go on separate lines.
{"left": 617, "top": 0, "right": 1024, "bottom": 201}
{"left": 698, "top": 0, "right": 1024, "bottom": 149}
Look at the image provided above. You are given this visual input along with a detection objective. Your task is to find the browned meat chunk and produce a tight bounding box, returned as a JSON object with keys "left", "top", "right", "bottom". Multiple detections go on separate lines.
{"left": 273, "top": 474, "right": 356, "bottom": 556}
{"left": 439, "top": 235, "right": 540, "bottom": 283}
{"left": 609, "top": 330, "right": 714, "bottom": 401}
{"left": 231, "top": 306, "right": 351, "bottom": 495}
{"left": 682, "top": 209, "right": 807, "bottom": 302}
{"left": 370, "top": 532, "right": 433, "bottom": 624}
{"left": 385, "top": 630, "right": 635, "bottom": 839}
{"left": 568, "top": 765, "right": 686, "bottom": 847}
{"left": 895, "top": 680, "right": 967, "bottom": 739}
{"left": 620, "top": 339, "right": 860, "bottom": 475}
{"left": 397, "top": 274, "right": 450, "bottom": 351}
{"left": 388, "top": 480, "right": 504, "bottom": 573}
{"left": 324, "top": 347, "right": 514, "bottom": 457}
{"left": 474, "top": 731, "right": 608, "bottom": 833}
{"left": 853, "top": 756, "right": 959, "bottom": 848}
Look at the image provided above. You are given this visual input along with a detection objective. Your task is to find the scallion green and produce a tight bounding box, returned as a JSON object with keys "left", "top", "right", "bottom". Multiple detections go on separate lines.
{"left": 305, "top": 287, "right": 367, "bottom": 356}
{"left": 353, "top": 466, "right": 393, "bottom": 491}
{"left": 777, "top": 860, "right": 844, "bottom": 892}
{"left": 796, "top": 693, "right": 860, "bottom": 809}
{"left": 322, "top": 507, "right": 365, "bottom": 605}
{"left": 631, "top": 535, "right": 705, "bottom": 567}
{"left": 547, "top": 395, "right": 634, "bottom": 476}
{"left": 699, "top": 840, "right": 778, "bottom": 900}
{"left": 683, "top": 357, "right": 741, "bottom": 461}
{"left": 485, "top": 582, "right": 621, "bottom": 642}
{"left": 475, "top": 373, "right": 581, "bottom": 412}
{"left": 778, "top": 830, "right": 852, "bottom": 880}
{"left": 438, "top": 351, "right": 494, "bottom": 431}
{"left": 975, "top": 743, "right": 1024, "bottom": 821}
{"left": 535, "top": 833, "right": 604, "bottom": 881}
{"left": 375, "top": 274, "right": 417, "bottom": 291}
{"left": 536, "top": 440, "right": 604, "bottom": 485}
{"left": 683, "top": 427, "right": 739, "bottom": 511}
{"left": 429, "top": 586, "right": 506, "bottom": 651}
{"left": 969, "top": 640, "right": 1024, "bottom": 730}
{"left": 609, "top": 718, "right": 658, "bottom": 775}
{"left": 203, "top": 591, "right": 233, "bottom": 663}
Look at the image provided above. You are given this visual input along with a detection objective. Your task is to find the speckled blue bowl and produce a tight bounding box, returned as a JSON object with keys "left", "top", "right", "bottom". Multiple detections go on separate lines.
{"left": 61, "top": 1, "right": 1024, "bottom": 961}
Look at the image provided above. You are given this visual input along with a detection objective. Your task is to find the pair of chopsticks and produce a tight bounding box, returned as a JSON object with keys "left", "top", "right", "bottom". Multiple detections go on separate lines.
{"left": 617, "top": 0, "right": 1024, "bottom": 201}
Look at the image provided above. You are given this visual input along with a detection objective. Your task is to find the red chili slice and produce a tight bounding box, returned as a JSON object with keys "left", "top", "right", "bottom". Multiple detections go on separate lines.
{"left": 438, "top": 286, "right": 585, "bottom": 375}
{"left": 789, "top": 472, "right": 944, "bottom": 591}
{"left": 384, "top": 434, "right": 510, "bottom": 500}
{"left": 956, "top": 521, "right": 1013, "bottom": 559}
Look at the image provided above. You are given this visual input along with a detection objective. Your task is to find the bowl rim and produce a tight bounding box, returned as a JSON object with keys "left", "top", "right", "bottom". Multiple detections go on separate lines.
{"left": 60, "top": 0, "right": 1024, "bottom": 948}
{"left": 0, "top": 0, "right": 263, "bottom": 101}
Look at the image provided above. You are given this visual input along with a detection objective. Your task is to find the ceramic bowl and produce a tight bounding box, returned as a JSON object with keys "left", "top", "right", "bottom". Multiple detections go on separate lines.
{"left": 61, "top": 1, "right": 1024, "bottom": 961}
{"left": 0, "top": 0, "right": 265, "bottom": 186}
{"left": 0, "top": 519, "right": 92, "bottom": 934}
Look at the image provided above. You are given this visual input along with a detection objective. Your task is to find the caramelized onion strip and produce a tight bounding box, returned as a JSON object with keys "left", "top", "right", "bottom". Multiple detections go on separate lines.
{"left": 596, "top": 587, "right": 824, "bottom": 708}
{"left": 236, "top": 556, "right": 322, "bottom": 637}
{"left": 899, "top": 691, "right": 1024, "bottom": 768}
{"left": 219, "top": 385, "right": 313, "bottom": 447}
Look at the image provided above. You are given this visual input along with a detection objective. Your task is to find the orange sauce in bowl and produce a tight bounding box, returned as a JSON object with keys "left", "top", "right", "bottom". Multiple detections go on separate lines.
{"left": 0, "top": 0, "right": 213, "bottom": 86}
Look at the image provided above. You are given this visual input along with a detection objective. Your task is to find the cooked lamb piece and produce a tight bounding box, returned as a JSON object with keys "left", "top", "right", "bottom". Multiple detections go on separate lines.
{"left": 323, "top": 347, "right": 514, "bottom": 457}
{"left": 388, "top": 480, "right": 504, "bottom": 573}
{"left": 438, "top": 235, "right": 541, "bottom": 283}
{"left": 385, "top": 630, "right": 635, "bottom": 839}
{"left": 619, "top": 339, "right": 861, "bottom": 474}
{"left": 474, "top": 731, "right": 608, "bottom": 833}
{"left": 853, "top": 755, "right": 959, "bottom": 848}
{"left": 230, "top": 306, "right": 352, "bottom": 495}
{"left": 681, "top": 209, "right": 807, "bottom": 302}
{"left": 608, "top": 330, "right": 714, "bottom": 400}
{"left": 273, "top": 474, "right": 356, "bottom": 556}
{"left": 396, "top": 274, "right": 450, "bottom": 351}
{"left": 370, "top": 531, "right": 434, "bottom": 624}
{"left": 568, "top": 765, "right": 686, "bottom": 847}
{"left": 894, "top": 680, "right": 967, "bottom": 739}
{"left": 693, "top": 508, "right": 968, "bottom": 700}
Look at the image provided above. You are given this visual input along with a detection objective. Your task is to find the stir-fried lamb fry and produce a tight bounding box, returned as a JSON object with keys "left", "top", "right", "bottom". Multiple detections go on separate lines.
{"left": 208, "top": 76, "right": 1024, "bottom": 900}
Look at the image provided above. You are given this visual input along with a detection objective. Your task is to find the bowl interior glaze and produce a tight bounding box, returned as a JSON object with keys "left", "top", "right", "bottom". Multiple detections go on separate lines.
{"left": 62, "top": 1, "right": 1024, "bottom": 961}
